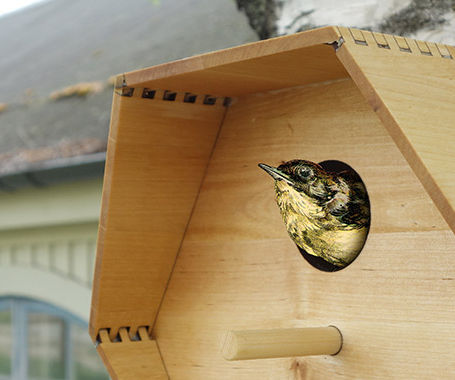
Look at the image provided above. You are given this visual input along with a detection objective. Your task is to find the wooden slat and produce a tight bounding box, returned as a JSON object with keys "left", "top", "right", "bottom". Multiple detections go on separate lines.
{"left": 381, "top": 33, "right": 400, "bottom": 51}
{"left": 394, "top": 36, "right": 411, "bottom": 52}
{"left": 348, "top": 28, "right": 367, "bottom": 45}
{"left": 415, "top": 39, "right": 432, "bottom": 55}
{"left": 336, "top": 28, "right": 455, "bottom": 233}
{"left": 404, "top": 37, "right": 421, "bottom": 55}
{"left": 153, "top": 79, "right": 455, "bottom": 379}
{"left": 445, "top": 44, "right": 455, "bottom": 59}
{"left": 435, "top": 43, "right": 452, "bottom": 58}
{"left": 89, "top": 89, "right": 226, "bottom": 340}
{"left": 372, "top": 32, "right": 391, "bottom": 49}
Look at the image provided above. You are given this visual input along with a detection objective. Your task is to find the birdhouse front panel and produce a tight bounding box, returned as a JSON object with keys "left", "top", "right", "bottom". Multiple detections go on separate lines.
{"left": 90, "top": 27, "right": 455, "bottom": 379}
{"left": 153, "top": 78, "right": 455, "bottom": 379}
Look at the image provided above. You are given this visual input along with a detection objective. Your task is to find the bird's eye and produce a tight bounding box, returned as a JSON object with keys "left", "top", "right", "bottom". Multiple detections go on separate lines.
{"left": 298, "top": 167, "right": 313, "bottom": 178}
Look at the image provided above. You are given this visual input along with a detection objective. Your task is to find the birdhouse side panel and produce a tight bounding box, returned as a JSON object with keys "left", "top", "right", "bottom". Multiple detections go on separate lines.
{"left": 90, "top": 88, "right": 226, "bottom": 340}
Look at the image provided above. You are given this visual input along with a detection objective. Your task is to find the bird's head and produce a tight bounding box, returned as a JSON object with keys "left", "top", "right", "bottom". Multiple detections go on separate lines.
{"left": 258, "top": 160, "right": 336, "bottom": 203}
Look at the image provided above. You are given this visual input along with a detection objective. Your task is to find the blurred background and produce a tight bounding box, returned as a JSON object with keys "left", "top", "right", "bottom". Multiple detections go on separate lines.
{"left": 0, "top": 0, "right": 453, "bottom": 379}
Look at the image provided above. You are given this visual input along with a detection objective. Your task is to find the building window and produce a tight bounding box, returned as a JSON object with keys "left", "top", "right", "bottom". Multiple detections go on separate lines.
{"left": 0, "top": 309, "right": 12, "bottom": 377}
{"left": 0, "top": 297, "right": 108, "bottom": 380}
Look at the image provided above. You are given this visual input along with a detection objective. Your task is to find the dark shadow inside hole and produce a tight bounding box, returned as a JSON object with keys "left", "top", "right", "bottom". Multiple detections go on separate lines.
{"left": 203, "top": 95, "right": 216, "bottom": 105}
{"left": 184, "top": 93, "right": 197, "bottom": 103}
{"left": 163, "top": 91, "right": 177, "bottom": 101}
{"left": 319, "top": 160, "right": 362, "bottom": 180}
{"left": 142, "top": 88, "right": 156, "bottom": 99}
{"left": 120, "top": 87, "right": 134, "bottom": 97}
{"left": 297, "top": 246, "right": 341, "bottom": 272}
{"left": 297, "top": 160, "right": 370, "bottom": 272}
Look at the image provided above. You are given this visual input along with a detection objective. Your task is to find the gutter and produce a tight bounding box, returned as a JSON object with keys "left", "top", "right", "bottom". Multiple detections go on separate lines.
{"left": 0, "top": 152, "right": 106, "bottom": 191}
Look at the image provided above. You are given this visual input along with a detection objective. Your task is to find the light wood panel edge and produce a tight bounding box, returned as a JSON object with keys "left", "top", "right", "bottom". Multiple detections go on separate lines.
{"left": 335, "top": 26, "right": 455, "bottom": 233}
{"left": 122, "top": 25, "right": 454, "bottom": 91}
{"left": 122, "top": 26, "right": 341, "bottom": 88}
{"left": 89, "top": 90, "right": 121, "bottom": 340}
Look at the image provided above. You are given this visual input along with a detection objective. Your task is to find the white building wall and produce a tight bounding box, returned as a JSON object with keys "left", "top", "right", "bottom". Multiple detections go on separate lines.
{"left": 0, "top": 178, "right": 102, "bottom": 322}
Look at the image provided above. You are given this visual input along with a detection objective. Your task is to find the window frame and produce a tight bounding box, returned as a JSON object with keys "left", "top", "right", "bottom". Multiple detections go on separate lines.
{"left": 0, "top": 299, "right": 14, "bottom": 380}
{"left": 0, "top": 297, "right": 102, "bottom": 380}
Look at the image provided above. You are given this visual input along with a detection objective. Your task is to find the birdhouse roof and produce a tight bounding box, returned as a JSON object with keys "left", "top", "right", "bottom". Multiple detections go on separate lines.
{"left": 120, "top": 26, "right": 455, "bottom": 233}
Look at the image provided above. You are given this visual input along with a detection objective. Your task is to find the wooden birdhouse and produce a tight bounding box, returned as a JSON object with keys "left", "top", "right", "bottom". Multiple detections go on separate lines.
{"left": 89, "top": 26, "right": 455, "bottom": 379}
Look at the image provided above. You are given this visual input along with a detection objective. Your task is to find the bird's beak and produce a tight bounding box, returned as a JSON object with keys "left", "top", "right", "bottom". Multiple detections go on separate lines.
{"left": 258, "top": 163, "right": 294, "bottom": 185}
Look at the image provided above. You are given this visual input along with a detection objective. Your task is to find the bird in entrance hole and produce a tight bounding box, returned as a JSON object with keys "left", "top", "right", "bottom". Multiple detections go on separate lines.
{"left": 259, "top": 160, "right": 370, "bottom": 271}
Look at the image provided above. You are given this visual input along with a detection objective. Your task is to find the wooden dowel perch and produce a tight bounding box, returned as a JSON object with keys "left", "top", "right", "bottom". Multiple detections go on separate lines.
{"left": 222, "top": 326, "right": 342, "bottom": 361}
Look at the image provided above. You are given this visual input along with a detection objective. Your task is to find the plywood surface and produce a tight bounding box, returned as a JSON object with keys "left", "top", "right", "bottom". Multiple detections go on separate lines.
{"left": 153, "top": 79, "right": 455, "bottom": 379}
{"left": 121, "top": 27, "right": 347, "bottom": 96}
{"left": 336, "top": 26, "right": 455, "bottom": 233}
{"left": 90, "top": 89, "right": 226, "bottom": 340}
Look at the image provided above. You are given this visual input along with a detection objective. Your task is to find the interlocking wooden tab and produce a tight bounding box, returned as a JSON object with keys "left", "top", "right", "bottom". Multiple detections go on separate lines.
{"left": 96, "top": 327, "right": 168, "bottom": 379}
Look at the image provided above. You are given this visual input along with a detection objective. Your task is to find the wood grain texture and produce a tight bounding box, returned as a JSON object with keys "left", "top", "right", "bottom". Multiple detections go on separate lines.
{"left": 122, "top": 27, "right": 347, "bottom": 96}
{"left": 336, "top": 26, "right": 455, "bottom": 233}
{"left": 223, "top": 327, "right": 342, "bottom": 360}
{"left": 89, "top": 89, "right": 226, "bottom": 340}
{"left": 91, "top": 27, "right": 455, "bottom": 378}
{"left": 97, "top": 328, "right": 168, "bottom": 379}
{"left": 153, "top": 79, "right": 455, "bottom": 379}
